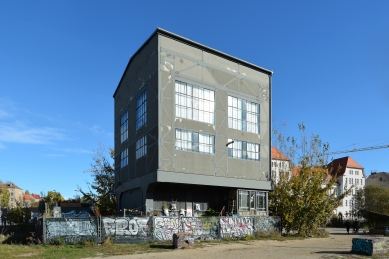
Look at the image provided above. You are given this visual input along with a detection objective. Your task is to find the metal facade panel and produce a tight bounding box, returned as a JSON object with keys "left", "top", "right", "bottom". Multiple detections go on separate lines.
{"left": 158, "top": 34, "right": 271, "bottom": 189}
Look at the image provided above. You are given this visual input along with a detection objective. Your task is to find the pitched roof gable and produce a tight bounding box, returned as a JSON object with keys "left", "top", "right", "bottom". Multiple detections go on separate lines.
{"left": 271, "top": 146, "right": 290, "bottom": 161}
{"left": 6, "top": 182, "right": 22, "bottom": 190}
{"left": 31, "top": 194, "right": 42, "bottom": 200}
{"left": 328, "top": 156, "right": 364, "bottom": 177}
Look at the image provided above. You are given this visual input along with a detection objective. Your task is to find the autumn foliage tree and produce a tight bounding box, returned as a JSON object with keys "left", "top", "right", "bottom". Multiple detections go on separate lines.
{"left": 42, "top": 190, "right": 65, "bottom": 208}
{"left": 269, "top": 123, "right": 351, "bottom": 236}
{"left": 0, "top": 186, "right": 10, "bottom": 208}
{"left": 79, "top": 143, "right": 117, "bottom": 215}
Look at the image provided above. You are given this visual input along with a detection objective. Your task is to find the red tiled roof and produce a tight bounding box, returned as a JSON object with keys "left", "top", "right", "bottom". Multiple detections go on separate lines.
{"left": 271, "top": 146, "right": 290, "bottom": 161}
{"left": 23, "top": 194, "right": 32, "bottom": 201}
{"left": 31, "top": 194, "right": 42, "bottom": 200}
{"left": 328, "top": 156, "right": 364, "bottom": 177}
{"left": 292, "top": 166, "right": 301, "bottom": 176}
{"left": 292, "top": 166, "right": 332, "bottom": 179}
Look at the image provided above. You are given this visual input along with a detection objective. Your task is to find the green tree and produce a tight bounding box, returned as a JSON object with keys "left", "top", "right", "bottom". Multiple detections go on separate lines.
{"left": 0, "top": 187, "right": 10, "bottom": 208}
{"left": 25, "top": 190, "right": 30, "bottom": 195}
{"left": 269, "top": 123, "right": 351, "bottom": 236}
{"left": 7, "top": 200, "right": 32, "bottom": 225}
{"left": 351, "top": 187, "right": 365, "bottom": 218}
{"left": 353, "top": 185, "right": 389, "bottom": 227}
{"left": 364, "top": 185, "right": 389, "bottom": 215}
{"left": 78, "top": 143, "right": 117, "bottom": 215}
{"left": 42, "top": 190, "right": 64, "bottom": 209}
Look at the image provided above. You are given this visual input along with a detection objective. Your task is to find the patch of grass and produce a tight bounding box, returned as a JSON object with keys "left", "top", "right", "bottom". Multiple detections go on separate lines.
{"left": 0, "top": 240, "right": 177, "bottom": 259}
{"left": 243, "top": 234, "right": 256, "bottom": 241}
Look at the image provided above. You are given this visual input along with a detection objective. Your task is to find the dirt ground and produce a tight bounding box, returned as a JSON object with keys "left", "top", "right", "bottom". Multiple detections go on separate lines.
{"left": 94, "top": 228, "right": 389, "bottom": 259}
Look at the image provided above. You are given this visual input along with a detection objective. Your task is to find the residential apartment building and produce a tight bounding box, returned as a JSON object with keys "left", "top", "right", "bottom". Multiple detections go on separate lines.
{"left": 0, "top": 182, "right": 23, "bottom": 208}
{"left": 328, "top": 156, "right": 366, "bottom": 218}
{"left": 113, "top": 28, "right": 273, "bottom": 216}
{"left": 271, "top": 146, "right": 291, "bottom": 184}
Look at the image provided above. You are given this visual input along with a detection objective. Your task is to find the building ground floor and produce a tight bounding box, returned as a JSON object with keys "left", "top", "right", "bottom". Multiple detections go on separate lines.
{"left": 118, "top": 182, "right": 268, "bottom": 217}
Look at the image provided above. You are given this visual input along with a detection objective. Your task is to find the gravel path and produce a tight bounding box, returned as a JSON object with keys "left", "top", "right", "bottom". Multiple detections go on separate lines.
{"left": 91, "top": 228, "right": 389, "bottom": 259}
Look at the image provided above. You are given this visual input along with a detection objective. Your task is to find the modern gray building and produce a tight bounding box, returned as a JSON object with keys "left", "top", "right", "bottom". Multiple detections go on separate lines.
{"left": 113, "top": 28, "right": 273, "bottom": 217}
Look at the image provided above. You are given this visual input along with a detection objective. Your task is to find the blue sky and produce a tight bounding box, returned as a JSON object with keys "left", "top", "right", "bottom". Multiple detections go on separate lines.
{"left": 1, "top": 1, "right": 388, "bottom": 199}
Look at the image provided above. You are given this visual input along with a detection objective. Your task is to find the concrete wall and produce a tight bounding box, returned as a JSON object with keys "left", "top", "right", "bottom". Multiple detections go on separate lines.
{"left": 43, "top": 215, "right": 281, "bottom": 244}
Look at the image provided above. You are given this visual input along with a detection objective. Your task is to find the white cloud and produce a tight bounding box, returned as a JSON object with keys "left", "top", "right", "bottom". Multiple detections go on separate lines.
{"left": 0, "top": 97, "right": 17, "bottom": 119}
{"left": 89, "top": 124, "right": 104, "bottom": 135}
{"left": 46, "top": 154, "right": 66, "bottom": 157}
{"left": 60, "top": 147, "right": 91, "bottom": 154}
{"left": 0, "top": 98, "right": 67, "bottom": 145}
{"left": 89, "top": 124, "right": 112, "bottom": 138}
{"left": 0, "top": 109, "right": 12, "bottom": 119}
{"left": 0, "top": 122, "right": 66, "bottom": 144}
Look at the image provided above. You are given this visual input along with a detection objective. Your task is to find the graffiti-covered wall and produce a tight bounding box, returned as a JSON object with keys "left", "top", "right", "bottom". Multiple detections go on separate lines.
{"left": 43, "top": 215, "right": 280, "bottom": 244}
{"left": 101, "top": 217, "right": 153, "bottom": 243}
{"left": 153, "top": 217, "right": 219, "bottom": 241}
{"left": 44, "top": 217, "right": 99, "bottom": 244}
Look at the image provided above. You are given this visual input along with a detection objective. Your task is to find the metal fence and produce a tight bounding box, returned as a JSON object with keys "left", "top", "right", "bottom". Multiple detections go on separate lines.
{"left": 41, "top": 215, "right": 281, "bottom": 244}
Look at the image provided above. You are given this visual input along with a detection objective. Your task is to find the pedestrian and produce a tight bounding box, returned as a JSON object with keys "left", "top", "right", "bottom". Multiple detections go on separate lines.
{"left": 353, "top": 218, "right": 360, "bottom": 233}
{"left": 345, "top": 219, "right": 351, "bottom": 234}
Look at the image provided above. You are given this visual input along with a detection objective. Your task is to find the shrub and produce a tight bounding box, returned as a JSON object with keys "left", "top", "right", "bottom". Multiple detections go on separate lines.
{"left": 52, "top": 237, "right": 65, "bottom": 246}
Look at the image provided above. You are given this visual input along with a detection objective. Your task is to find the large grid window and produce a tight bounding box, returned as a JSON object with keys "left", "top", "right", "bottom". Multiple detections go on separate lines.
{"left": 121, "top": 148, "right": 128, "bottom": 167}
{"left": 238, "top": 190, "right": 250, "bottom": 211}
{"left": 228, "top": 96, "right": 259, "bottom": 134}
{"left": 238, "top": 190, "right": 266, "bottom": 212}
{"left": 136, "top": 91, "right": 147, "bottom": 130}
{"left": 256, "top": 192, "right": 266, "bottom": 211}
{"left": 175, "top": 129, "right": 214, "bottom": 154}
{"left": 120, "top": 111, "right": 128, "bottom": 143}
{"left": 136, "top": 135, "right": 147, "bottom": 159}
{"left": 175, "top": 81, "right": 215, "bottom": 124}
{"left": 227, "top": 139, "right": 259, "bottom": 161}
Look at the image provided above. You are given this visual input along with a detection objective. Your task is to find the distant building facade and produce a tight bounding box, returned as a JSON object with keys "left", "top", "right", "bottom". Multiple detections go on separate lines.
{"left": 22, "top": 193, "right": 42, "bottom": 207}
{"left": 271, "top": 146, "right": 291, "bottom": 184}
{"left": 366, "top": 172, "right": 389, "bottom": 188}
{"left": 328, "top": 156, "right": 366, "bottom": 218}
{"left": 1, "top": 182, "right": 23, "bottom": 208}
{"left": 113, "top": 28, "right": 273, "bottom": 216}
{"left": 0, "top": 182, "right": 42, "bottom": 208}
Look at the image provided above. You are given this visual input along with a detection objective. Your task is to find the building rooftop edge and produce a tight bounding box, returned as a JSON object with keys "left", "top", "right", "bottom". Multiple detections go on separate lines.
{"left": 113, "top": 27, "right": 273, "bottom": 98}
